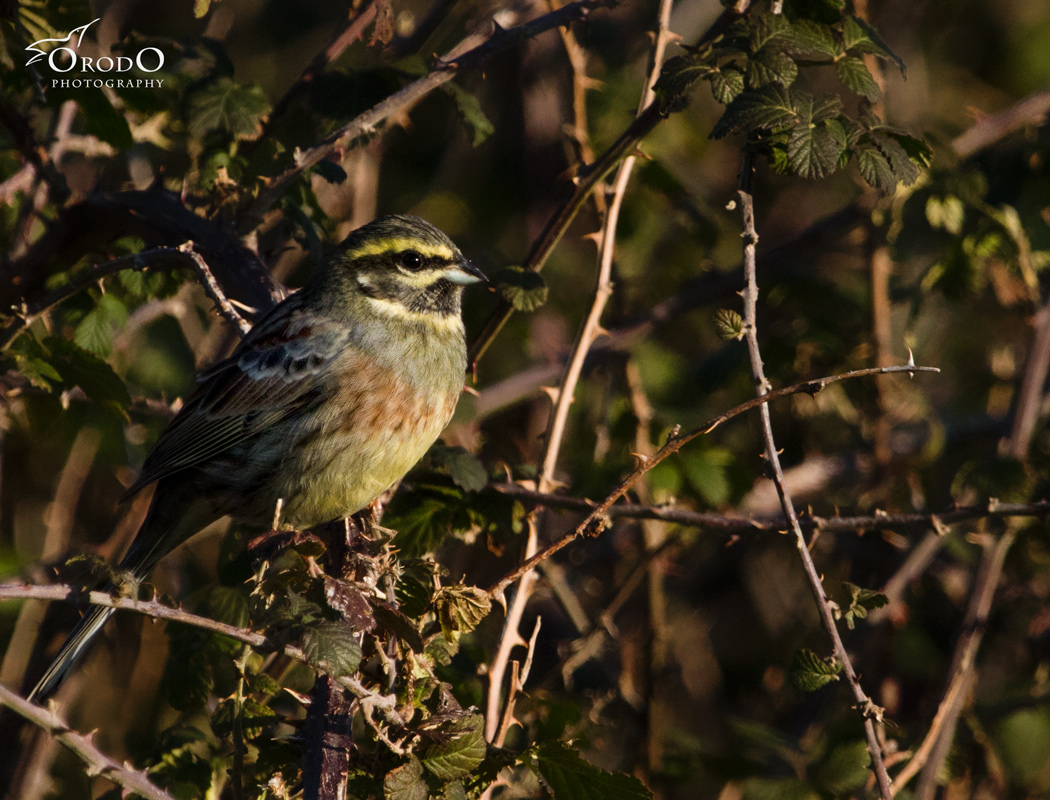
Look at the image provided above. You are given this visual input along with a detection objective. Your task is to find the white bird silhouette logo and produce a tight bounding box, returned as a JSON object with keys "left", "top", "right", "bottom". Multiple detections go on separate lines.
{"left": 25, "top": 18, "right": 101, "bottom": 67}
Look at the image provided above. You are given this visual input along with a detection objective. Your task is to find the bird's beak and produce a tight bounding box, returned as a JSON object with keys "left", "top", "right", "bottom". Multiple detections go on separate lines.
{"left": 444, "top": 259, "right": 487, "bottom": 286}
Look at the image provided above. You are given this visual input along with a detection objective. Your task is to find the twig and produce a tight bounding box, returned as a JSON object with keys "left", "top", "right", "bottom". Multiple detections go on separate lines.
{"left": 259, "top": 2, "right": 379, "bottom": 144}
{"left": 468, "top": 0, "right": 754, "bottom": 363}
{"left": 487, "top": 487, "right": 1050, "bottom": 535}
{"left": 951, "top": 89, "right": 1050, "bottom": 159}
{"left": 493, "top": 616, "right": 542, "bottom": 747}
{"left": 485, "top": 362, "right": 939, "bottom": 597}
{"left": 892, "top": 529, "right": 1015, "bottom": 797}
{"left": 240, "top": 0, "right": 614, "bottom": 231}
{"left": 0, "top": 246, "right": 196, "bottom": 351}
{"left": 735, "top": 156, "right": 893, "bottom": 799}
{"left": 482, "top": 1, "right": 676, "bottom": 741}
{"left": 0, "top": 583, "right": 397, "bottom": 713}
{"left": 178, "top": 242, "right": 253, "bottom": 335}
{"left": 0, "top": 683, "right": 178, "bottom": 800}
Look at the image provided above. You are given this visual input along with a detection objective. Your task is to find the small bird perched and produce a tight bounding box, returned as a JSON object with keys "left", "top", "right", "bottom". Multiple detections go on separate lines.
{"left": 29, "top": 214, "right": 485, "bottom": 702}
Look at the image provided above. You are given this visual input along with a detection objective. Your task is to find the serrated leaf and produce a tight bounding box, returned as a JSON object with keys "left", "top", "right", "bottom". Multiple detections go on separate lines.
{"left": 653, "top": 53, "right": 711, "bottom": 114}
{"left": 492, "top": 266, "right": 548, "bottom": 312}
{"left": 385, "top": 756, "right": 427, "bottom": 800}
{"left": 786, "top": 120, "right": 845, "bottom": 179}
{"left": 421, "top": 714, "right": 487, "bottom": 782}
{"left": 840, "top": 582, "right": 889, "bottom": 629}
{"left": 42, "top": 336, "right": 131, "bottom": 417}
{"left": 784, "top": 19, "right": 842, "bottom": 58}
{"left": 714, "top": 308, "right": 744, "bottom": 341}
{"left": 746, "top": 48, "right": 798, "bottom": 88}
{"left": 74, "top": 293, "right": 126, "bottom": 357}
{"left": 444, "top": 83, "right": 494, "bottom": 147}
{"left": 836, "top": 56, "right": 880, "bottom": 102}
{"left": 788, "top": 648, "right": 842, "bottom": 692}
{"left": 814, "top": 740, "right": 870, "bottom": 795}
{"left": 188, "top": 77, "right": 271, "bottom": 140}
{"left": 708, "top": 67, "right": 745, "bottom": 104}
{"left": 434, "top": 585, "right": 492, "bottom": 642}
{"left": 711, "top": 83, "right": 800, "bottom": 139}
{"left": 748, "top": 12, "right": 792, "bottom": 51}
{"left": 535, "top": 741, "right": 653, "bottom": 800}
{"left": 843, "top": 16, "right": 905, "bottom": 75}
{"left": 301, "top": 621, "right": 362, "bottom": 678}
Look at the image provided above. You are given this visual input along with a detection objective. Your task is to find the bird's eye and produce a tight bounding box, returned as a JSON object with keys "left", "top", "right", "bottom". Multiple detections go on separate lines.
{"left": 399, "top": 250, "right": 424, "bottom": 271}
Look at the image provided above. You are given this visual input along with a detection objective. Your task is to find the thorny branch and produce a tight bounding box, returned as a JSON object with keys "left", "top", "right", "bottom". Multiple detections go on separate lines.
{"left": 483, "top": 0, "right": 678, "bottom": 742}
{"left": 468, "top": 0, "right": 754, "bottom": 363}
{"left": 240, "top": 0, "right": 616, "bottom": 231}
{"left": 486, "top": 363, "right": 938, "bottom": 598}
{"left": 0, "top": 682, "right": 178, "bottom": 800}
{"left": 736, "top": 156, "right": 893, "bottom": 799}
{"left": 0, "top": 583, "right": 398, "bottom": 717}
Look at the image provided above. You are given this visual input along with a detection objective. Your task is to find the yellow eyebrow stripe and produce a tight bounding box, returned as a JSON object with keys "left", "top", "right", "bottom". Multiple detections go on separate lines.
{"left": 343, "top": 238, "right": 456, "bottom": 261}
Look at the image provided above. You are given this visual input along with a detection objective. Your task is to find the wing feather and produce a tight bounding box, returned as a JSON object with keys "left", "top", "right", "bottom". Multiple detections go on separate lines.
{"left": 123, "top": 304, "right": 350, "bottom": 498}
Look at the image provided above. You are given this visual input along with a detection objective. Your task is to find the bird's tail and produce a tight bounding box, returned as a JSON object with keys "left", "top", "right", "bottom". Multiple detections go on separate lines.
{"left": 27, "top": 603, "right": 118, "bottom": 703}
{"left": 27, "top": 476, "right": 223, "bottom": 703}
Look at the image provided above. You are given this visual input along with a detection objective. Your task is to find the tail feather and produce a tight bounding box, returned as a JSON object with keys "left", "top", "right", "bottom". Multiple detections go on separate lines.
{"left": 27, "top": 476, "right": 224, "bottom": 703}
{"left": 27, "top": 604, "right": 117, "bottom": 703}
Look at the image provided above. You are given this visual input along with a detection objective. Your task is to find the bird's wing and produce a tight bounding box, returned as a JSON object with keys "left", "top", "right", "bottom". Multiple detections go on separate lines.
{"left": 123, "top": 302, "right": 351, "bottom": 498}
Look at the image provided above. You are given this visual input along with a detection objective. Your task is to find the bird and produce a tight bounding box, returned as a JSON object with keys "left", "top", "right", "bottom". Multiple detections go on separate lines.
{"left": 28, "top": 214, "right": 485, "bottom": 702}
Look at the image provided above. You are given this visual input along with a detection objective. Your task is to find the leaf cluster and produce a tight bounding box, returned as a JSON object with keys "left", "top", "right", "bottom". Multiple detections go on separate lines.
{"left": 654, "top": 10, "right": 930, "bottom": 189}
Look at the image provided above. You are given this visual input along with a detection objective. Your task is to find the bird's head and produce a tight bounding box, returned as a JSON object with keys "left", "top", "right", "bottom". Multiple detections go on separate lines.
{"left": 320, "top": 215, "right": 486, "bottom": 323}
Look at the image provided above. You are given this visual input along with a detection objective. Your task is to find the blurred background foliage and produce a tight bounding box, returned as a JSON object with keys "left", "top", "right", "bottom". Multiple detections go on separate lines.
{"left": 2, "top": 0, "right": 1050, "bottom": 798}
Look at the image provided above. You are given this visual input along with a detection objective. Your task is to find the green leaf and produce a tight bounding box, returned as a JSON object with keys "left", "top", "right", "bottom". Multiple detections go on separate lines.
{"left": 788, "top": 648, "right": 842, "bottom": 692}
{"left": 836, "top": 56, "right": 880, "bottom": 102}
{"left": 434, "top": 446, "right": 488, "bottom": 492}
{"left": 842, "top": 16, "right": 905, "bottom": 75}
{"left": 203, "top": 585, "right": 250, "bottom": 628}
{"left": 444, "top": 83, "right": 495, "bottom": 147}
{"left": 301, "top": 621, "right": 362, "bottom": 678}
{"left": 74, "top": 293, "right": 126, "bottom": 357}
{"left": 434, "top": 584, "right": 492, "bottom": 642}
{"left": 653, "top": 53, "right": 711, "bottom": 113}
{"left": 534, "top": 741, "right": 653, "bottom": 800}
{"left": 839, "top": 582, "right": 889, "bottom": 629}
{"left": 786, "top": 119, "right": 845, "bottom": 179}
{"left": 188, "top": 77, "right": 271, "bottom": 140}
{"left": 746, "top": 48, "right": 798, "bottom": 88}
{"left": 421, "top": 714, "right": 487, "bottom": 782}
{"left": 855, "top": 130, "right": 922, "bottom": 190}
{"left": 748, "top": 12, "right": 792, "bottom": 51}
{"left": 492, "top": 266, "right": 548, "bottom": 312}
{"left": 708, "top": 67, "right": 745, "bottom": 104}
{"left": 714, "top": 308, "right": 744, "bottom": 341}
{"left": 385, "top": 756, "right": 427, "bottom": 800}
{"left": 712, "top": 83, "right": 806, "bottom": 139}
{"left": 41, "top": 336, "right": 131, "bottom": 417}
{"left": 783, "top": 19, "right": 842, "bottom": 58}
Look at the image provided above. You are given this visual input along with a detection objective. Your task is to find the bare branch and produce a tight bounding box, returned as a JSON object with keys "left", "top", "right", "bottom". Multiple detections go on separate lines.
{"left": 178, "top": 242, "right": 253, "bottom": 335}
{"left": 0, "top": 683, "right": 178, "bottom": 800}
{"left": 240, "top": 0, "right": 616, "bottom": 231}
{"left": 736, "top": 157, "right": 893, "bottom": 799}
